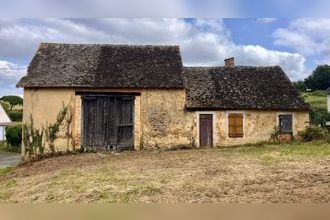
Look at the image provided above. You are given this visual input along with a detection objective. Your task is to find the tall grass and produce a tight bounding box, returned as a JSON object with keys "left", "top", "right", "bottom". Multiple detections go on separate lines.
{"left": 302, "top": 90, "right": 330, "bottom": 125}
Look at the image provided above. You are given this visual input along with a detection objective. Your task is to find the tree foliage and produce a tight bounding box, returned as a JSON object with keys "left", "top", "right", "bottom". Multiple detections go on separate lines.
{"left": 0, "top": 96, "right": 23, "bottom": 110}
{"left": 304, "top": 65, "right": 330, "bottom": 91}
{"left": 0, "top": 100, "right": 10, "bottom": 113}
{"left": 8, "top": 111, "right": 23, "bottom": 122}
{"left": 293, "top": 80, "right": 307, "bottom": 92}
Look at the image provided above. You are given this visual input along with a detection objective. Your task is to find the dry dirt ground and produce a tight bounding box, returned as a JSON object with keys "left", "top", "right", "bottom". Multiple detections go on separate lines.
{"left": 0, "top": 142, "right": 329, "bottom": 203}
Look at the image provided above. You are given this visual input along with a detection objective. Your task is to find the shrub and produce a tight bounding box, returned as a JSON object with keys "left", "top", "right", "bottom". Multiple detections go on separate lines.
{"left": 8, "top": 111, "right": 23, "bottom": 122}
{"left": 5, "top": 125, "right": 22, "bottom": 147}
{"left": 309, "top": 107, "right": 330, "bottom": 126}
{"left": 300, "top": 126, "right": 329, "bottom": 142}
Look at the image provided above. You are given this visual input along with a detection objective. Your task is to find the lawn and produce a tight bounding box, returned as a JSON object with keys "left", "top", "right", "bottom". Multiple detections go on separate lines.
{"left": 0, "top": 142, "right": 329, "bottom": 203}
{"left": 302, "top": 90, "right": 327, "bottom": 109}
{"left": 302, "top": 90, "right": 329, "bottom": 125}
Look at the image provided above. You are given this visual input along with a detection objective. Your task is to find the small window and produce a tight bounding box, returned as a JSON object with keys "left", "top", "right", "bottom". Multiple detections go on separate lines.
{"left": 279, "top": 114, "right": 293, "bottom": 133}
{"left": 228, "top": 113, "right": 244, "bottom": 138}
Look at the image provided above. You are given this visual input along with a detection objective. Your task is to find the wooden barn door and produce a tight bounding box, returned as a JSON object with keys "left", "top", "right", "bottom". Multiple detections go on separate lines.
{"left": 199, "top": 114, "right": 213, "bottom": 147}
{"left": 82, "top": 94, "right": 134, "bottom": 150}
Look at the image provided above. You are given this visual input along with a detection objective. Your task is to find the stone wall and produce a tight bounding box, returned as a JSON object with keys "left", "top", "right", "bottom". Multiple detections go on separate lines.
{"left": 72, "top": 88, "right": 195, "bottom": 150}
{"left": 23, "top": 88, "right": 194, "bottom": 153}
{"left": 213, "top": 110, "right": 309, "bottom": 147}
{"left": 23, "top": 88, "right": 310, "bottom": 154}
{"left": 139, "top": 89, "right": 195, "bottom": 149}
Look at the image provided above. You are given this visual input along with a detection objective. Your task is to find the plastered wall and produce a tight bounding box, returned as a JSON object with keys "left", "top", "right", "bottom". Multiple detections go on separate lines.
{"left": 23, "top": 88, "right": 310, "bottom": 153}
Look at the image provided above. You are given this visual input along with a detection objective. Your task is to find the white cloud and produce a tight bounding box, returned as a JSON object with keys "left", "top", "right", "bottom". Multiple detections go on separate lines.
{"left": 237, "top": 45, "right": 306, "bottom": 80}
{"left": 256, "top": 18, "right": 278, "bottom": 24}
{"left": 0, "top": 60, "right": 25, "bottom": 97}
{"left": 0, "top": 18, "right": 307, "bottom": 96}
{"left": 273, "top": 18, "right": 330, "bottom": 58}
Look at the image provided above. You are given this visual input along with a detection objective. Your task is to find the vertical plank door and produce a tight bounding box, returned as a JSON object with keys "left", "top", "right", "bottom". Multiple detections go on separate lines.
{"left": 199, "top": 114, "right": 213, "bottom": 147}
{"left": 82, "top": 94, "right": 134, "bottom": 150}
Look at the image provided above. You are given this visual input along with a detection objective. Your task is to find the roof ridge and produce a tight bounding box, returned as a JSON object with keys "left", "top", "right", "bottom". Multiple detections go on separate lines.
{"left": 39, "top": 42, "right": 180, "bottom": 48}
{"left": 184, "top": 65, "right": 281, "bottom": 69}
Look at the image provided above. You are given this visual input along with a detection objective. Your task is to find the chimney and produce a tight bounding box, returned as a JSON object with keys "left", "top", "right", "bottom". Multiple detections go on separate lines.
{"left": 224, "top": 57, "right": 235, "bottom": 67}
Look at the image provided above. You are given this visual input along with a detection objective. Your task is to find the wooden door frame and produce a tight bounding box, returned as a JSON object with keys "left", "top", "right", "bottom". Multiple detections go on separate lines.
{"left": 80, "top": 93, "right": 135, "bottom": 150}
{"left": 276, "top": 112, "right": 295, "bottom": 135}
{"left": 196, "top": 112, "right": 216, "bottom": 147}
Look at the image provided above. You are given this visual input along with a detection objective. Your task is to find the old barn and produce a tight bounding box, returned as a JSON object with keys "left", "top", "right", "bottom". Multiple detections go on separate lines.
{"left": 17, "top": 43, "right": 310, "bottom": 154}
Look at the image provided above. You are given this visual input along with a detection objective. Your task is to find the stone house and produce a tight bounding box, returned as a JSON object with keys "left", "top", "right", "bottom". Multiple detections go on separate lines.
{"left": 17, "top": 43, "right": 310, "bottom": 154}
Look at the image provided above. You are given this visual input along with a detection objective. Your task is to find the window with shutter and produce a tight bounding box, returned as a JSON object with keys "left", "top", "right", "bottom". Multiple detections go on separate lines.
{"left": 228, "top": 113, "right": 244, "bottom": 138}
{"left": 279, "top": 114, "right": 293, "bottom": 133}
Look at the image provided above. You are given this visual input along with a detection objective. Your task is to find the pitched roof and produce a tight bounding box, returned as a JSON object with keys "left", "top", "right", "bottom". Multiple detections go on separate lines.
{"left": 183, "top": 66, "right": 309, "bottom": 111}
{"left": 0, "top": 105, "right": 11, "bottom": 125}
{"left": 17, "top": 43, "right": 184, "bottom": 89}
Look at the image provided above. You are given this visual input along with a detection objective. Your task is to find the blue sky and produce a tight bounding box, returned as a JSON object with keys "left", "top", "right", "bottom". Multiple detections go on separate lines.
{"left": 0, "top": 18, "right": 329, "bottom": 96}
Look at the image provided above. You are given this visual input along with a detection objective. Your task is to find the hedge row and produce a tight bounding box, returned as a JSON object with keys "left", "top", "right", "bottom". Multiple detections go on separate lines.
{"left": 5, "top": 125, "right": 22, "bottom": 149}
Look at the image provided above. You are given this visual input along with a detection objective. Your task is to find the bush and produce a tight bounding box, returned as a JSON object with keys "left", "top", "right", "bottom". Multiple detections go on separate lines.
{"left": 310, "top": 107, "right": 330, "bottom": 126}
{"left": 300, "top": 126, "right": 329, "bottom": 142}
{"left": 5, "top": 125, "right": 22, "bottom": 148}
{"left": 8, "top": 111, "right": 23, "bottom": 122}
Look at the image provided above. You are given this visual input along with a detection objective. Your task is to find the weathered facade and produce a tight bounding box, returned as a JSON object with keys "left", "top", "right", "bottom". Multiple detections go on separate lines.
{"left": 18, "top": 43, "right": 310, "bottom": 155}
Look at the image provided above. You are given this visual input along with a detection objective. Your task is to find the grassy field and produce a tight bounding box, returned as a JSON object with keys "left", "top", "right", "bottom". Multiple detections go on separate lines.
{"left": 302, "top": 90, "right": 329, "bottom": 125}
{"left": 302, "top": 90, "right": 327, "bottom": 109}
{"left": 0, "top": 142, "right": 329, "bottom": 203}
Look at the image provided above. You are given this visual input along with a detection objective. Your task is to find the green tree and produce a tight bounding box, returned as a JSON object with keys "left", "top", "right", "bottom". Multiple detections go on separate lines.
{"left": 0, "top": 95, "right": 23, "bottom": 110}
{"left": 304, "top": 65, "right": 330, "bottom": 90}
{"left": 0, "top": 100, "right": 10, "bottom": 113}
{"left": 293, "top": 80, "right": 307, "bottom": 92}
